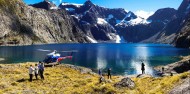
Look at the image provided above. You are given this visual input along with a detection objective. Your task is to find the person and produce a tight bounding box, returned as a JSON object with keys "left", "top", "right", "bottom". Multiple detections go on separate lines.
{"left": 141, "top": 63, "right": 145, "bottom": 74}
{"left": 34, "top": 64, "right": 39, "bottom": 80}
{"left": 98, "top": 69, "right": 102, "bottom": 76}
{"left": 162, "top": 67, "right": 164, "bottom": 74}
{"left": 29, "top": 65, "right": 34, "bottom": 82}
{"left": 38, "top": 61, "right": 45, "bottom": 80}
{"left": 108, "top": 68, "right": 111, "bottom": 79}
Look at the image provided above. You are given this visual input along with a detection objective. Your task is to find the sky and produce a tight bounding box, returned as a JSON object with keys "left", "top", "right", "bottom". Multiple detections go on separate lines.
{"left": 23, "top": 0, "right": 183, "bottom": 19}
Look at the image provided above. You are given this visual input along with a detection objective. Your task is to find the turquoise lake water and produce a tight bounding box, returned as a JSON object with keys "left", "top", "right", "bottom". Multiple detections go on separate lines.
{"left": 0, "top": 43, "right": 190, "bottom": 76}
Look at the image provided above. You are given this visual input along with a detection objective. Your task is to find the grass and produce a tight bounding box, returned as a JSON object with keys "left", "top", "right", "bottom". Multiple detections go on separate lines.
{"left": 0, "top": 0, "right": 23, "bottom": 15}
{"left": 0, "top": 62, "right": 189, "bottom": 94}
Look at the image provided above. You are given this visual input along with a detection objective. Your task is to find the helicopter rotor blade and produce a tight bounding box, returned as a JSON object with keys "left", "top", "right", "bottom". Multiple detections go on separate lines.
{"left": 60, "top": 50, "right": 78, "bottom": 53}
{"left": 37, "top": 49, "right": 51, "bottom": 52}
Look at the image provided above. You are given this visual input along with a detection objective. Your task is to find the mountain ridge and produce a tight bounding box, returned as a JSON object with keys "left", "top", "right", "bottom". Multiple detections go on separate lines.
{"left": 0, "top": 0, "right": 189, "bottom": 47}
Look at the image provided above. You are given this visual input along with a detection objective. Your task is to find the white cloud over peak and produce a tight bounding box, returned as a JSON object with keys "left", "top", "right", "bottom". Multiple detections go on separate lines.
{"left": 59, "top": 0, "right": 62, "bottom": 3}
{"left": 135, "top": 10, "right": 154, "bottom": 19}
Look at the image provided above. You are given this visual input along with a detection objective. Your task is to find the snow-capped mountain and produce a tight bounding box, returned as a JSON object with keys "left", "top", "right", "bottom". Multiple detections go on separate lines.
{"left": 28, "top": 0, "right": 190, "bottom": 43}
{"left": 59, "top": 0, "right": 160, "bottom": 43}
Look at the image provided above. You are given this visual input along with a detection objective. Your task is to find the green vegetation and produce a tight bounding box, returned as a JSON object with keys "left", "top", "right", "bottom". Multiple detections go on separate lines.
{"left": 0, "top": 62, "right": 189, "bottom": 94}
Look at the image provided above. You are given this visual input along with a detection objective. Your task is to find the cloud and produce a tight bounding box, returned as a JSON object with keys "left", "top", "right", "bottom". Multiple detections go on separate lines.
{"left": 59, "top": 0, "right": 62, "bottom": 3}
{"left": 52, "top": 0, "right": 57, "bottom": 4}
{"left": 51, "top": 0, "right": 60, "bottom": 5}
{"left": 135, "top": 10, "right": 154, "bottom": 19}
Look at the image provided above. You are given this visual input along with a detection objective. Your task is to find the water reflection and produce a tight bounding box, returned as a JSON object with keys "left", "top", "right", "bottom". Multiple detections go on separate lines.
{"left": 96, "top": 46, "right": 107, "bottom": 69}
{"left": 131, "top": 46, "right": 154, "bottom": 75}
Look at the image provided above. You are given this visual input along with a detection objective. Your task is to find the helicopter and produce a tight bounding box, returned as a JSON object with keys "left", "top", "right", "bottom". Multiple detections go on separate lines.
{"left": 37, "top": 49, "right": 78, "bottom": 64}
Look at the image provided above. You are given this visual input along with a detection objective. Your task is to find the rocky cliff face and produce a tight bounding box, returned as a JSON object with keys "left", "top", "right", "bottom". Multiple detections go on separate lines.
{"left": 0, "top": 0, "right": 89, "bottom": 45}
{"left": 175, "top": 14, "right": 190, "bottom": 48}
{"left": 145, "top": 0, "right": 190, "bottom": 44}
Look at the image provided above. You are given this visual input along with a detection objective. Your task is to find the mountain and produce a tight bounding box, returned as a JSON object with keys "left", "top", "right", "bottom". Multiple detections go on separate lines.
{"left": 175, "top": 14, "right": 190, "bottom": 48}
{"left": 30, "top": 0, "right": 57, "bottom": 10}
{"left": 59, "top": 1, "right": 132, "bottom": 42}
{"left": 116, "top": 8, "right": 176, "bottom": 42}
{"left": 145, "top": 0, "right": 190, "bottom": 44}
{"left": 59, "top": 0, "right": 161, "bottom": 43}
{"left": 0, "top": 0, "right": 189, "bottom": 45}
{"left": 0, "top": 0, "right": 89, "bottom": 45}
{"left": 60, "top": 0, "right": 184, "bottom": 43}
{"left": 147, "top": 8, "right": 177, "bottom": 23}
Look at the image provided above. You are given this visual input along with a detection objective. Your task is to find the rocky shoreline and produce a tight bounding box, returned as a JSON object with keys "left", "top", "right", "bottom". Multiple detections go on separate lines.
{"left": 154, "top": 55, "right": 190, "bottom": 94}
{"left": 154, "top": 55, "right": 190, "bottom": 76}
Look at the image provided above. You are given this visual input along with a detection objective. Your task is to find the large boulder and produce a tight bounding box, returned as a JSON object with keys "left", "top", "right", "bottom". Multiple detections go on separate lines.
{"left": 114, "top": 77, "right": 135, "bottom": 89}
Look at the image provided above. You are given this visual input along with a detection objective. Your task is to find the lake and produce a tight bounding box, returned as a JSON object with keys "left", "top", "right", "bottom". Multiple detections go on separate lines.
{"left": 0, "top": 43, "right": 190, "bottom": 76}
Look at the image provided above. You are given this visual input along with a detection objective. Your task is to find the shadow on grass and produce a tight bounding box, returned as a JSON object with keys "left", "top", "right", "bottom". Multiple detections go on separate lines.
{"left": 16, "top": 78, "right": 27, "bottom": 82}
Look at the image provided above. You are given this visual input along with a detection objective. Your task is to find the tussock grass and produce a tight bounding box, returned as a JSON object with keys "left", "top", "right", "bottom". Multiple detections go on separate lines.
{"left": 0, "top": 0, "right": 23, "bottom": 15}
{"left": 0, "top": 62, "right": 189, "bottom": 94}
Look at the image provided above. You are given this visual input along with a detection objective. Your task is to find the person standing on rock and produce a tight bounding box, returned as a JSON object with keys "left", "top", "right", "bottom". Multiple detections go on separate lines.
{"left": 141, "top": 63, "right": 145, "bottom": 74}
{"left": 29, "top": 65, "right": 34, "bottom": 82}
{"left": 108, "top": 68, "right": 111, "bottom": 79}
{"left": 38, "top": 61, "right": 45, "bottom": 80}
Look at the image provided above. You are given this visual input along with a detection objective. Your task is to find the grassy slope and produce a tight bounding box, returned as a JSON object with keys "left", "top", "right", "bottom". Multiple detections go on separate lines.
{"left": 0, "top": 62, "right": 189, "bottom": 94}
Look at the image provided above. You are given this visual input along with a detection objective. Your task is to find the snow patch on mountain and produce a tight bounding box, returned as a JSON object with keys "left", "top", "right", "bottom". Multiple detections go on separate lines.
{"left": 116, "top": 16, "right": 151, "bottom": 26}
{"left": 135, "top": 10, "right": 154, "bottom": 19}
{"left": 86, "top": 36, "right": 98, "bottom": 43}
{"left": 107, "top": 33, "right": 116, "bottom": 40}
{"left": 61, "top": 3, "right": 83, "bottom": 8}
{"left": 66, "top": 8, "right": 75, "bottom": 11}
{"left": 50, "top": 6, "right": 58, "bottom": 10}
{"left": 125, "top": 9, "right": 129, "bottom": 12}
{"left": 97, "top": 18, "right": 108, "bottom": 25}
{"left": 115, "top": 35, "right": 121, "bottom": 43}
{"left": 128, "top": 17, "right": 151, "bottom": 25}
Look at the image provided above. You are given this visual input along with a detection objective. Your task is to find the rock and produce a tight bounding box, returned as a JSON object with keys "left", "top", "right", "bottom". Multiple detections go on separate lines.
{"left": 106, "top": 79, "right": 113, "bottom": 83}
{"left": 99, "top": 76, "right": 106, "bottom": 83}
{"left": 169, "top": 78, "right": 190, "bottom": 94}
{"left": 154, "top": 56, "right": 190, "bottom": 75}
{"left": 136, "top": 74, "right": 152, "bottom": 78}
{"left": 22, "top": 90, "right": 36, "bottom": 94}
{"left": 114, "top": 77, "right": 135, "bottom": 89}
{"left": 63, "top": 64, "right": 93, "bottom": 74}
